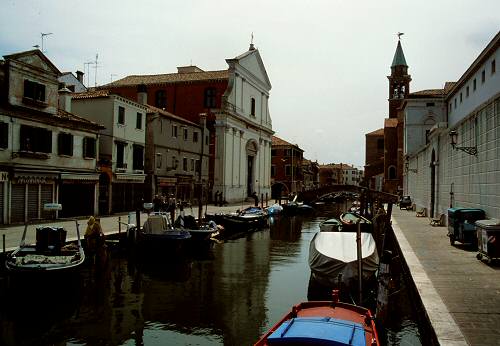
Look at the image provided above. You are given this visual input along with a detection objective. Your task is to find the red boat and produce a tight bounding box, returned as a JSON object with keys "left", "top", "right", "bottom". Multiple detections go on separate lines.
{"left": 255, "top": 291, "right": 380, "bottom": 346}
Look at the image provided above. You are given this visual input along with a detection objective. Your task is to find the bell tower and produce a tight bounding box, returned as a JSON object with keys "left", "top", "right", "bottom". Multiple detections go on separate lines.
{"left": 388, "top": 36, "right": 411, "bottom": 118}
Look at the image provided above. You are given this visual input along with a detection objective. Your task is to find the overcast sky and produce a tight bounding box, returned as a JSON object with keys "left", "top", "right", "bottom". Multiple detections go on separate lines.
{"left": 1, "top": 1, "right": 499, "bottom": 167}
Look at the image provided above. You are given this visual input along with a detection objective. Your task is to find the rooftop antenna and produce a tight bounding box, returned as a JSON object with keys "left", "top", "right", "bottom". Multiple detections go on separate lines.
{"left": 397, "top": 32, "right": 404, "bottom": 40}
{"left": 84, "top": 61, "right": 95, "bottom": 87}
{"left": 41, "top": 32, "right": 53, "bottom": 53}
{"left": 93, "top": 53, "right": 101, "bottom": 87}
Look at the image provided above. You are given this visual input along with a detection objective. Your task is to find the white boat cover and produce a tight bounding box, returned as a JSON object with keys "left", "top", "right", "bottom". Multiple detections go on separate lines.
{"left": 309, "top": 232, "right": 379, "bottom": 286}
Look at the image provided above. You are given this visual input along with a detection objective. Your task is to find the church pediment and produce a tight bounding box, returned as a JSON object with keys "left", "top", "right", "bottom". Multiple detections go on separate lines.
{"left": 227, "top": 49, "right": 272, "bottom": 90}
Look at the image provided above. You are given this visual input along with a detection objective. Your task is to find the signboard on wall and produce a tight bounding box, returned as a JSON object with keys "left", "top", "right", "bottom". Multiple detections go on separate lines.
{"left": 0, "top": 171, "right": 8, "bottom": 182}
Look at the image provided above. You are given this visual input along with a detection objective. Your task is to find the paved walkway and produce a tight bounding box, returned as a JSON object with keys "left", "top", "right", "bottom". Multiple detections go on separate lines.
{"left": 392, "top": 208, "right": 500, "bottom": 346}
{"left": 0, "top": 203, "right": 254, "bottom": 252}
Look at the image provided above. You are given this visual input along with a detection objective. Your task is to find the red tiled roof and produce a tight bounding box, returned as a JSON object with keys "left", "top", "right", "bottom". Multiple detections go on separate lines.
{"left": 444, "top": 82, "right": 457, "bottom": 94}
{"left": 409, "top": 89, "right": 444, "bottom": 97}
{"left": 72, "top": 89, "right": 112, "bottom": 99}
{"left": 146, "top": 105, "right": 200, "bottom": 127}
{"left": 103, "top": 70, "right": 229, "bottom": 87}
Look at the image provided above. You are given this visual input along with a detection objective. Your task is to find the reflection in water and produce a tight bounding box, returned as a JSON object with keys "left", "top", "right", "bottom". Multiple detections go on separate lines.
{"left": 0, "top": 203, "right": 421, "bottom": 345}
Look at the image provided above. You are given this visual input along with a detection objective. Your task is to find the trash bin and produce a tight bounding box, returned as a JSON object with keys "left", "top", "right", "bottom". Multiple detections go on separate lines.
{"left": 475, "top": 218, "right": 500, "bottom": 263}
{"left": 447, "top": 208, "right": 485, "bottom": 246}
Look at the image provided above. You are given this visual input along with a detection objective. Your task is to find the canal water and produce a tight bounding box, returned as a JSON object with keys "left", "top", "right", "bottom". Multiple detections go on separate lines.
{"left": 0, "top": 204, "right": 424, "bottom": 345}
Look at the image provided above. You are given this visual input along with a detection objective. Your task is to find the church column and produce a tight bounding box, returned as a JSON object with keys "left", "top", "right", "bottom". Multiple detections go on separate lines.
{"left": 239, "top": 130, "right": 244, "bottom": 187}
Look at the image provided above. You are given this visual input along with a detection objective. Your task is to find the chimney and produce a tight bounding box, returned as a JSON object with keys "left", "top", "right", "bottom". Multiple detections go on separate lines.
{"left": 76, "top": 70, "right": 84, "bottom": 83}
{"left": 137, "top": 83, "right": 147, "bottom": 105}
{"left": 58, "top": 84, "right": 72, "bottom": 112}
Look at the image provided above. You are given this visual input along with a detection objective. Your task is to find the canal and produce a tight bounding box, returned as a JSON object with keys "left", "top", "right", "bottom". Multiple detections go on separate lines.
{"left": 0, "top": 203, "right": 424, "bottom": 345}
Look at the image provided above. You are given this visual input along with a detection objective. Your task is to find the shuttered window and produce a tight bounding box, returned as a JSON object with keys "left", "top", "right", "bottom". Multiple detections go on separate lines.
{"left": 27, "top": 184, "right": 38, "bottom": 220}
{"left": 0, "top": 183, "right": 4, "bottom": 224}
{"left": 0, "top": 122, "right": 8, "bottom": 149}
{"left": 58, "top": 133, "right": 74, "bottom": 156}
{"left": 11, "top": 184, "right": 26, "bottom": 223}
{"left": 40, "top": 184, "right": 53, "bottom": 219}
{"left": 83, "top": 137, "right": 96, "bottom": 158}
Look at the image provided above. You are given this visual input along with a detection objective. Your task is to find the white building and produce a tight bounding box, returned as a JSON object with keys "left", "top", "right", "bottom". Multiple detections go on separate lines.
{"left": 214, "top": 44, "right": 273, "bottom": 202}
{"left": 0, "top": 50, "right": 103, "bottom": 224}
{"left": 404, "top": 31, "right": 499, "bottom": 219}
{"left": 72, "top": 90, "right": 147, "bottom": 214}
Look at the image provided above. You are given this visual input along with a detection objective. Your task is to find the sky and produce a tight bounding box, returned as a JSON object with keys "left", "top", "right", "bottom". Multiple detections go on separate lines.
{"left": 1, "top": 1, "right": 499, "bottom": 168}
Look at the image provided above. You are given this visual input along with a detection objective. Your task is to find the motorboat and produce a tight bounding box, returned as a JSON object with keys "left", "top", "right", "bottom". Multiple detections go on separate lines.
{"left": 319, "top": 218, "right": 343, "bottom": 232}
{"left": 339, "top": 212, "right": 372, "bottom": 233}
{"left": 254, "top": 290, "right": 380, "bottom": 346}
{"left": 205, "top": 206, "right": 268, "bottom": 234}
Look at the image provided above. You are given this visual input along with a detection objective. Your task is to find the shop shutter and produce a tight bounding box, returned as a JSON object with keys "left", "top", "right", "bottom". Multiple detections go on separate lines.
{"left": 11, "top": 184, "right": 26, "bottom": 223}
{"left": 0, "top": 183, "right": 3, "bottom": 224}
{"left": 40, "top": 184, "right": 53, "bottom": 219}
{"left": 27, "top": 184, "right": 39, "bottom": 221}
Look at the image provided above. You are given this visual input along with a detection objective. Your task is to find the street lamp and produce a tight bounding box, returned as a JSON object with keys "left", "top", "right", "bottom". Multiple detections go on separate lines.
{"left": 449, "top": 130, "right": 477, "bottom": 156}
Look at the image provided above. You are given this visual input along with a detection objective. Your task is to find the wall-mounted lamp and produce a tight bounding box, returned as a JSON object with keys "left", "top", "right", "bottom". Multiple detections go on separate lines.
{"left": 404, "top": 160, "right": 418, "bottom": 173}
{"left": 449, "top": 130, "right": 477, "bottom": 156}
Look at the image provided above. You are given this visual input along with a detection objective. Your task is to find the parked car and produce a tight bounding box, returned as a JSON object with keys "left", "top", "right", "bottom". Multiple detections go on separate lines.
{"left": 399, "top": 196, "right": 412, "bottom": 210}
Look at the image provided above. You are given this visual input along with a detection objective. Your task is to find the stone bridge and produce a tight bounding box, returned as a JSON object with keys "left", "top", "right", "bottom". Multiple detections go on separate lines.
{"left": 298, "top": 184, "right": 398, "bottom": 205}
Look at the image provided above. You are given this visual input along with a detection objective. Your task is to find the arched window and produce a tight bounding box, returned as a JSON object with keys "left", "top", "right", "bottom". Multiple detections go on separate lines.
{"left": 388, "top": 165, "right": 396, "bottom": 179}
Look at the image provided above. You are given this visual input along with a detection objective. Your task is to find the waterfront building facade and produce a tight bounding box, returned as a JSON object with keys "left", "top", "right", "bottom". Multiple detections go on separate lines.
{"left": 72, "top": 90, "right": 147, "bottom": 214}
{"left": 271, "top": 135, "right": 304, "bottom": 198}
{"left": 104, "top": 45, "right": 273, "bottom": 203}
{"left": 364, "top": 128, "right": 384, "bottom": 190}
{"left": 0, "top": 50, "right": 103, "bottom": 224}
{"left": 404, "top": 31, "right": 499, "bottom": 219}
{"left": 301, "top": 159, "right": 319, "bottom": 191}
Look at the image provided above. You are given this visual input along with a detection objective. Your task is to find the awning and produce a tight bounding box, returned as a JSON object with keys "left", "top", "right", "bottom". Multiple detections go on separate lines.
{"left": 61, "top": 173, "right": 99, "bottom": 181}
{"left": 114, "top": 173, "right": 146, "bottom": 182}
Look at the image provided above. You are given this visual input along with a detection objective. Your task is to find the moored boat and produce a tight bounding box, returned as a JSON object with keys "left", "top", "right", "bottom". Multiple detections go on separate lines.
{"left": 254, "top": 290, "right": 380, "bottom": 346}
{"left": 5, "top": 204, "right": 85, "bottom": 288}
{"left": 339, "top": 212, "right": 372, "bottom": 233}
{"left": 205, "top": 206, "right": 268, "bottom": 234}
{"left": 319, "top": 218, "right": 343, "bottom": 232}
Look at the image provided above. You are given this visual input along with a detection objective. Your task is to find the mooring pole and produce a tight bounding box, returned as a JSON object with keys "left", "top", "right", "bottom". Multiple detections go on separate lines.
{"left": 2, "top": 234, "right": 5, "bottom": 253}
{"left": 356, "top": 221, "right": 363, "bottom": 305}
{"left": 376, "top": 249, "right": 393, "bottom": 325}
{"left": 118, "top": 216, "right": 121, "bottom": 235}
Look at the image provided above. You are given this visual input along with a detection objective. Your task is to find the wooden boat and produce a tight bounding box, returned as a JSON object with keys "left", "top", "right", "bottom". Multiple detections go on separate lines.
{"left": 5, "top": 204, "right": 85, "bottom": 285}
{"left": 254, "top": 290, "right": 380, "bottom": 346}
{"left": 339, "top": 212, "right": 372, "bottom": 233}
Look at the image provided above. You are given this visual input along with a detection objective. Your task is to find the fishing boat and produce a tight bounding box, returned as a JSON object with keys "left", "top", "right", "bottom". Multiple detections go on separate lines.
{"left": 5, "top": 204, "right": 85, "bottom": 285}
{"left": 308, "top": 231, "right": 379, "bottom": 291}
{"left": 339, "top": 212, "right": 372, "bottom": 233}
{"left": 254, "top": 290, "right": 380, "bottom": 346}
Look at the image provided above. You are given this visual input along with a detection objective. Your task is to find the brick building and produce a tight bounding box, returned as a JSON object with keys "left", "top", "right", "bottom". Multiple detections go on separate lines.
{"left": 103, "top": 45, "right": 273, "bottom": 203}
{"left": 271, "top": 136, "right": 303, "bottom": 198}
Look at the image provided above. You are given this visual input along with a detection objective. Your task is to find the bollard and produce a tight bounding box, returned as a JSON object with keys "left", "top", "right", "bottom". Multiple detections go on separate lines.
{"left": 356, "top": 221, "right": 363, "bottom": 305}
{"left": 118, "top": 216, "right": 121, "bottom": 235}
{"left": 261, "top": 193, "right": 264, "bottom": 209}
{"left": 266, "top": 193, "right": 268, "bottom": 207}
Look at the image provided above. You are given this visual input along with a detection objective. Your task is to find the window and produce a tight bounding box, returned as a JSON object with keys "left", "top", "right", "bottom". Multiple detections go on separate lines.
{"left": 118, "top": 106, "right": 125, "bottom": 125}
{"left": 285, "top": 165, "right": 291, "bottom": 176}
{"left": 377, "top": 138, "right": 384, "bottom": 150}
{"left": 133, "top": 144, "right": 144, "bottom": 170}
{"left": 466, "top": 86, "right": 469, "bottom": 97}
{"left": 83, "top": 137, "right": 96, "bottom": 158}
{"left": 205, "top": 135, "right": 209, "bottom": 145}
{"left": 183, "top": 128, "right": 188, "bottom": 141}
{"left": 191, "top": 159, "right": 195, "bottom": 171}
{"left": 449, "top": 103, "right": 452, "bottom": 113}
{"left": 0, "top": 122, "right": 8, "bottom": 149}
{"left": 284, "top": 149, "right": 292, "bottom": 157}
{"left": 204, "top": 88, "right": 216, "bottom": 108}
{"left": 172, "top": 156, "right": 177, "bottom": 170}
{"left": 116, "top": 142, "right": 126, "bottom": 168}
{"left": 271, "top": 165, "right": 276, "bottom": 177}
{"left": 156, "top": 153, "right": 162, "bottom": 169}
{"left": 23, "top": 80, "right": 46, "bottom": 103}
{"left": 250, "top": 97, "right": 256, "bottom": 116}
{"left": 58, "top": 133, "right": 73, "bottom": 156}
{"left": 193, "top": 131, "right": 199, "bottom": 143}
{"left": 136, "top": 113, "right": 142, "bottom": 129}
{"left": 454, "top": 98, "right": 457, "bottom": 109}
{"left": 388, "top": 166, "right": 396, "bottom": 180}
{"left": 155, "top": 90, "right": 167, "bottom": 109}
{"left": 492, "top": 59, "right": 496, "bottom": 75}
{"left": 195, "top": 159, "right": 200, "bottom": 173}
{"left": 425, "top": 130, "right": 430, "bottom": 144}
{"left": 481, "top": 70, "right": 486, "bottom": 83}
{"left": 183, "top": 157, "right": 188, "bottom": 171}
{"left": 460, "top": 93, "right": 462, "bottom": 103}
{"left": 271, "top": 149, "right": 277, "bottom": 156}
{"left": 20, "top": 125, "right": 52, "bottom": 153}
{"left": 172, "top": 125, "right": 177, "bottom": 138}
{"left": 473, "top": 78, "right": 477, "bottom": 91}
{"left": 426, "top": 102, "right": 435, "bottom": 107}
